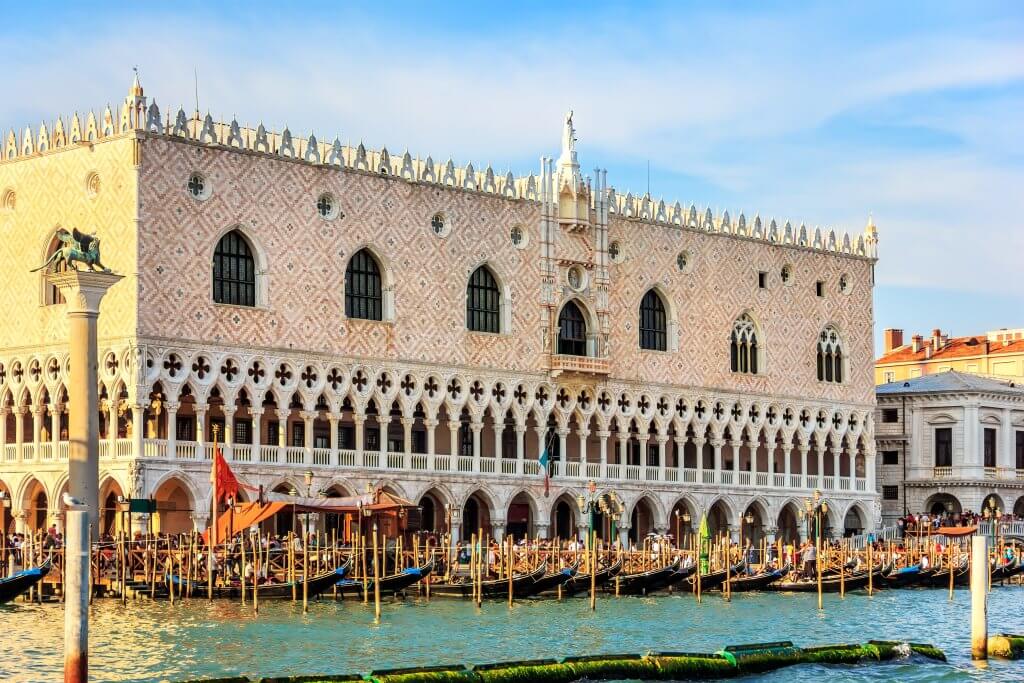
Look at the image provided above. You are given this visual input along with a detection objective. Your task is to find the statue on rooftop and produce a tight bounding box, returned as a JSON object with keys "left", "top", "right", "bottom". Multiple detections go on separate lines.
{"left": 31, "top": 227, "right": 111, "bottom": 273}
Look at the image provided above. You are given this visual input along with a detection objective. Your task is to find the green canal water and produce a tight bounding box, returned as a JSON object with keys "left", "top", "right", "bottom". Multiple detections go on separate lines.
{"left": 2, "top": 587, "right": 1023, "bottom": 682}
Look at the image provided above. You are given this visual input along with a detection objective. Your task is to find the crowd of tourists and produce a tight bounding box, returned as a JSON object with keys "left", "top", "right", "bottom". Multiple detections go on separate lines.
{"left": 897, "top": 510, "right": 1022, "bottom": 534}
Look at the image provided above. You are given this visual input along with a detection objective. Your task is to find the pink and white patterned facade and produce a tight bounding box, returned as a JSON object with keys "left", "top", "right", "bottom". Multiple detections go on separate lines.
{"left": 0, "top": 81, "right": 880, "bottom": 544}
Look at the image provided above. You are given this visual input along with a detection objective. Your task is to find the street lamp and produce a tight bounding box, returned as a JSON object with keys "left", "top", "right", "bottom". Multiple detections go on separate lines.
{"left": 740, "top": 511, "right": 754, "bottom": 546}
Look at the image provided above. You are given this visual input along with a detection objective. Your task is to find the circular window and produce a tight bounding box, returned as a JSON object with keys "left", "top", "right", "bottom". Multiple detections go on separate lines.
{"left": 187, "top": 172, "right": 210, "bottom": 200}
{"left": 676, "top": 250, "right": 692, "bottom": 273}
{"left": 1, "top": 188, "right": 14, "bottom": 211}
{"left": 510, "top": 225, "right": 528, "bottom": 249}
{"left": 85, "top": 172, "right": 101, "bottom": 199}
{"left": 316, "top": 193, "right": 340, "bottom": 220}
{"left": 567, "top": 265, "right": 587, "bottom": 291}
{"left": 430, "top": 212, "right": 450, "bottom": 238}
{"left": 839, "top": 273, "right": 851, "bottom": 294}
{"left": 609, "top": 240, "right": 623, "bottom": 263}
{"left": 781, "top": 264, "right": 793, "bottom": 286}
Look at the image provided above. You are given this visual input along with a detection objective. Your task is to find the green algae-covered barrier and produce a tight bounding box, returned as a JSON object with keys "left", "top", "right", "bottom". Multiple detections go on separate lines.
{"left": 176, "top": 640, "right": 946, "bottom": 683}
{"left": 987, "top": 634, "right": 1024, "bottom": 659}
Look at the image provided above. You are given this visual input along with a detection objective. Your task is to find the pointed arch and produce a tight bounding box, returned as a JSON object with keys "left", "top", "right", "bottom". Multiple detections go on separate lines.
{"left": 212, "top": 228, "right": 260, "bottom": 307}
{"left": 817, "top": 324, "right": 845, "bottom": 384}
{"left": 638, "top": 287, "right": 670, "bottom": 351}
{"left": 556, "top": 299, "right": 591, "bottom": 356}
{"left": 344, "top": 247, "right": 395, "bottom": 321}
{"left": 730, "top": 311, "right": 762, "bottom": 375}
{"left": 466, "top": 263, "right": 508, "bottom": 333}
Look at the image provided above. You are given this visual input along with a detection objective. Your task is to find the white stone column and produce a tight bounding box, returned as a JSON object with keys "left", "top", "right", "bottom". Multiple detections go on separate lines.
{"left": 0, "top": 407, "right": 8, "bottom": 448}
{"left": 250, "top": 408, "right": 263, "bottom": 455}
{"left": 783, "top": 440, "right": 793, "bottom": 481}
{"left": 424, "top": 418, "right": 437, "bottom": 457}
{"left": 14, "top": 407, "right": 25, "bottom": 460}
{"left": 195, "top": 404, "right": 209, "bottom": 448}
{"left": 106, "top": 401, "right": 118, "bottom": 448}
{"left": 222, "top": 405, "right": 235, "bottom": 446}
{"left": 275, "top": 409, "right": 289, "bottom": 448}
{"left": 493, "top": 419, "right": 504, "bottom": 461}
{"left": 515, "top": 423, "right": 526, "bottom": 472}
{"left": 656, "top": 434, "right": 669, "bottom": 480}
{"left": 165, "top": 402, "right": 179, "bottom": 459}
{"left": 131, "top": 404, "right": 144, "bottom": 460}
{"left": 577, "top": 428, "right": 590, "bottom": 467}
{"left": 637, "top": 434, "right": 650, "bottom": 471}
{"left": 448, "top": 420, "right": 460, "bottom": 457}
{"left": 1001, "top": 408, "right": 1014, "bottom": 470}
{"left": 695, "top": 437, "right": 706, "bottom": 479}
{"left": 471, "top": 419, "right": 483, "bottom": 467}
{"left": 816, "top": 444, "right": 826, "bottom": 486}
{"left": 327, "top": 412, "right": 339, "bottom": 465}
{"left": 378, "top": 412, "right": 389, "bottom": 459}
{"left": 712, "top": 438, "right": 724, "bottom": 482}
{"left": 832, "top": 446, "right": 842, "bottom": 486}
{"left": 799, "top": 443, "right": 810, "bottom": 488}
{"left": 353, "top": 413, "right": 366, "bottom": 464}
{"left": 402, "top": 417, "right": 414, "bottom": 456}
{"left": 767, "top": 438, "right": 776, "bottom": 477}
{"left": 731, "top": 439, "right": 742, "bottom": 478}
{"left": 47, "top": 269, "right": 122, "bottom": 536}
{"left": 866, "top": 446, "right": 877, "bottom": 492}
{"left": 302, "top": 410, "right": 316, "bottom": 462}
{"left": 557, "top": 427, "right": 570, "bottom": 471}
{"left": 597, "top": 429, "right": 610, "bottom": 476}
{"left": 50, "top": 406, "right": 61, "bottom": 448}
{"left": 31, "top": 405, "right": 44, "bottom": 453}
{"left": 674, "top": 437, "right": 685, "bottom": 471}
{"left": 617, "top": 432, "right": 629, "bottom": 467}
{"left": 746, "top": 440, "right": 757, "bottom": 475}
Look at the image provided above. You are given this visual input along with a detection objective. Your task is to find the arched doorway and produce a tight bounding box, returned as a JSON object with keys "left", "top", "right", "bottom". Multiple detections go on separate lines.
{"left": 153, "top": 477, "right": 194, "bottom": 535}
{"left": 925, "top": 493, "right": 961, "bottom": 517}
{"left": 462, "top": 492, "right": 492, "bottom": 541}
{"left": 669, "top": 499, "right": 694, "bottom": 549}
{"left": 629, "top": 497, "right": 655, "bottom": 543}
{"left": 417, "top": 488, "right": 448, "bottom": 536}
{"left": 740, "top": 502, "right": 766, "bottom": 548}
{"left": 1015, "top": 496, "right": 1024, "bottom": 519}
{"left": 322, "top": 485, "right": 350, "bottom": 542}
{"left": 99, "top": 478, "right": 125, "bottom": 537}
{"left": 271, "top": 483, "right": 298, "bottom": 537}
{"left": 982, "top": 493, "right": 1005, "bottom": 517}
{"left": 776, "top": 503, "right": 800, "bottom": 544}
{"left": 22, "top": 479, "right": 49, "bottom": 532}
{"left": 551, "top": 495, "right": 576, "bottom": 540}
{"left": 843, "top": 505, "right": 865, "bottom": 537}
{"left": 507, "top": 492, "right": 534, "bottom": 540}
{"left": 706, "top": 499, "right": 731, "bottom": 540}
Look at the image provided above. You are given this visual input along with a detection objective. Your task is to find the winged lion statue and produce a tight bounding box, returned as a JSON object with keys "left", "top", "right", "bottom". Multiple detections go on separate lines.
{"left": 31, "top": 228, "right": 111, "bottom": 273}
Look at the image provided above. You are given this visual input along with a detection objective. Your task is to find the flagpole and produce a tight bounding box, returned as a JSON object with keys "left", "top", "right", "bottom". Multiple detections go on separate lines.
{"left": 209, "top": 425, "right": 219, "bottom": 601}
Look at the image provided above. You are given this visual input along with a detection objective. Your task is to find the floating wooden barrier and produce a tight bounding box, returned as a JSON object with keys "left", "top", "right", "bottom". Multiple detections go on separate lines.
{"left": 173, "top": 640, "right": 946, "bottom": 683}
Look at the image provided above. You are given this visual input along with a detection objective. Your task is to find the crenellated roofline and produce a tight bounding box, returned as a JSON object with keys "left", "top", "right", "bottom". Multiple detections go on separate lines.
{"left": 1, "top": 79, "right": 879, "bottom": 262}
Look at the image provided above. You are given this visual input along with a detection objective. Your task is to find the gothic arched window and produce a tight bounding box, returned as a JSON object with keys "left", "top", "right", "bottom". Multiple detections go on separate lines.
{"left": 730, "top": 313, "right": 759, "bottom": 374}
{"left": 817, "top": 325, "right": 844, "bottom": 383}
{"left": 345, "top": 249, "right": 383, "bottom": 320}
{"left": 466, "top": 265, "right": 501, "bottom": 333}
{"left": 557, "top": 301, "right": 587, "bottom": 356}
{"left": 639, "top": 289, "right": 667, "bottom": 351}
{"left": 212, "top": 230, "right": 256, "bottom": 307}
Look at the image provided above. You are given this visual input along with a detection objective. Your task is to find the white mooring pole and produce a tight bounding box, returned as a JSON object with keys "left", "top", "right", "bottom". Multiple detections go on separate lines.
{"left": 970, "top": 534, "right": 988, "bottom": 661}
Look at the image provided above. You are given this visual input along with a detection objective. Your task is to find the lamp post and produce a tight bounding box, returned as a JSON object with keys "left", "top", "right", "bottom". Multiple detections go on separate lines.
{"left": 575, "top": 480, "right": 619, "bottom": 612}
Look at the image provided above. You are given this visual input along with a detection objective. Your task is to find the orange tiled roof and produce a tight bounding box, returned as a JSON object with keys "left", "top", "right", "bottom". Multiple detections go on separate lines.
{"left": 877, "top": 335, "right": 1024, "bottom": 364}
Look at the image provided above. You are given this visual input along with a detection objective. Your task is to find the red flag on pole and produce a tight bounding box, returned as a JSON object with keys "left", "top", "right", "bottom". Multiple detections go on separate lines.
{"left": 212, "top": 444, "right": 240, "bottom": 503}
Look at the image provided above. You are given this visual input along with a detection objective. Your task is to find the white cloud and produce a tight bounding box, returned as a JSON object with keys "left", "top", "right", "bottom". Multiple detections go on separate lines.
{"left": 1, "top": 5, "right": 1021, "bottom": 298}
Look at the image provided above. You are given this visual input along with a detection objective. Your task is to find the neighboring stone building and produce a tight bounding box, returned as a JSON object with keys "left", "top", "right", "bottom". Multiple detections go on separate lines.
{"left": 0, "top": 78, "right": 881, "bottom": 545}
{"left": 874, "top": 371, "right": 1024, "bottom": 526}
{"left": 876, "top": 327, "right": 1024, "bottom": 385}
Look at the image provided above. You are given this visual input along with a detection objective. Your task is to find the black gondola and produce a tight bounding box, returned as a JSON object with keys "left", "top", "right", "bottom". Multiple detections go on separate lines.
{"left": 430, "top": 562, "right": 549, "bottom": 599}
{"left": 768, "top": 565, "right": 883, "bottom": 593}
{"left": 879, "top": 563, "right": 934, "bottom": 589}
{"left": 686, "top": 562, "right": 745, "bottom": 592}
{"left": 167, "top": 563, "right": 348, "bottom": 599}
{"left": 527, "top": 562, "right": 579, "bottom": 596}
{"left": 923, "top": 560, "right": 969, "bottom": 588}
{"left": 0, "top": 559, "right": 51, "bottom": 604}
{"left": 603, "top": 557, "right": 681, "bottom": 595}
{"left": 559, "top": 558, "right": 623, "bottom": 597}
{"left": 991, "top": 557, "right": 1020, "bottom": 583}
{"left": 716, "top": 565, "right": 789, "bottom": 592}
{"left": 335, "top": 561, "right": 433, "bottom": 598}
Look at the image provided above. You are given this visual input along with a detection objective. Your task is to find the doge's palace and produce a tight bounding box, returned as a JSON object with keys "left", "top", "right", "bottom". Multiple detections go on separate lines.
{"left": 0, "top": 78, "right": 880, "bottom": 546}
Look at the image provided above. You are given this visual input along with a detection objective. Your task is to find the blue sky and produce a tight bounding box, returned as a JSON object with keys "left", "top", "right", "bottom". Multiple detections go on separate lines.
{"left": 2, "top": 1, "right": 1021, "bottom": 352}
